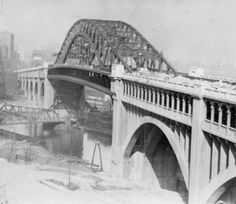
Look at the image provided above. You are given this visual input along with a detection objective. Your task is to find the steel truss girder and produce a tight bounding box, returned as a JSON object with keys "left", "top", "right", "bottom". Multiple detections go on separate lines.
{"left": 55, "top": 19, "right": 177, "bottom": 75}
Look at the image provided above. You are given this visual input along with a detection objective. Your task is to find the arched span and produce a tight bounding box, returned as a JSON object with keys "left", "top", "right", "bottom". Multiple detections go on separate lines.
{"left": 201, "top": 166, "right": 236, "bottom": 204}
{"left": 54, "top": 19, "right": 177, "bottom": 75}
{"left": 47, "top": 64, "right": 112, "bottom": 95}
{"left": 48, "top": 74, "right": 114, "bottom": 96}
{"left": 122, "top": 116, "right": 189, "bottom": 189}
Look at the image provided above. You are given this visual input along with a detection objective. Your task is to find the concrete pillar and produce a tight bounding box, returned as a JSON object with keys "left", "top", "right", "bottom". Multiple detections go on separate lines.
{"left": 152, "top": 89, "right": 156, "bottom": 104}
{"left": 161, "top": 92, "right": 164, "bottom": 107}
{"left": 137, "top": 85, "right": 140, "bottom": 99}
{"left": 129, "top": 83, "right": 131, "bottom": 96}
{"left": 177, "top": 95, "right": 180, "bottom": 112}
{"left": 218, "top": 104, "right": 222, "bottom": 125}
{"left": 182, "top": 97, "right": 186, "bottom": 113}
{"left": 130, "top": 83, "right": 133, "bottom": 97}
{"left": 156, "top": 89, "right": 159, "bottom": 105}
{"left": 227, "top": 106, "right": 231, "bottom": 129}
{"left": 124, "top": 82, "right": 127, "bottom": 95}
{"left": 110, "top": 70, "right": 128, "bottom": 177}
{"left": 188, "top": 97, "right": 192, "bottom": 116}
{"left": 166, "top": 92, "right": 170, "bottom": 108}
{"left": 210, "top": 102, "right": 214, "bottom": 123}
{"left": 145, "top": 87, "right": 148, "bottom": 101}
{"left": 171, "top": 94, "right": 175, "bottom": 110}
{"left": 148, "top": 88, "right": 151, "bottom": 103}
{"left": 140, "top": 86, "right": 143, "bottom": 100}
{"left": 188, "top": 86, "right": 205, "bottom": 204}
{"left": 43, "top": 77, "right": 55, "bottom": 108}
{"left": 134, "top": 85, "right": 136, "bottom": 98}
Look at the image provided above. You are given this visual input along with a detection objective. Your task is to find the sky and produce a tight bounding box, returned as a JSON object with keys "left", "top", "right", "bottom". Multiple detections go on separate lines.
{"left": 1, "top": 0, "right": 236, "bottom": 70}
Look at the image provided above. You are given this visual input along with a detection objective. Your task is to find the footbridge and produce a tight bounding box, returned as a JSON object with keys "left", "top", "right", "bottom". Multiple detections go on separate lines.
{"left": 17, "top": 19, "right": 236, "bottom": 204}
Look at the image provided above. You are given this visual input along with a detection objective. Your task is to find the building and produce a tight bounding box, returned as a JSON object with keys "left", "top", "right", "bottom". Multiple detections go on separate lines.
{"left": 17, "top": 46, "right": 25, "bottom": 62}
{"left": 0, "top": 31, "right": 15, "bottom": 60}
{"left": 29, "top": 49, "right": 56, "bottom": 68}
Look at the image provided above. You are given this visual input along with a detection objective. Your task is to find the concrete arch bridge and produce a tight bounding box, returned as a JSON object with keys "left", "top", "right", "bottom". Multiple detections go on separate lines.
{"left": 17, "top": 19, "right": 236, "bottom": 204}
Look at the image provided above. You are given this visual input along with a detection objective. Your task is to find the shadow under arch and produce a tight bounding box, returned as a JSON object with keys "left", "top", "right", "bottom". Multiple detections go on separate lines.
{"left": 123, "top": 116, "right": 188, "bottom": 188}
{"left": 122, "top": 116, "right": 189, "bottom": 203}
{"left": 202, "top": 167, "right": 236, "bottom": 204}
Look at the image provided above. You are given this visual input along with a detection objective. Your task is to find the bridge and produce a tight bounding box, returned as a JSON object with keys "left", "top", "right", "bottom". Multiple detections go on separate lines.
{"left": 17, "top": 19, "right": 236, "bottom": 204}
{"left": 0, "top": 103, "right": 62, "bottom": 126}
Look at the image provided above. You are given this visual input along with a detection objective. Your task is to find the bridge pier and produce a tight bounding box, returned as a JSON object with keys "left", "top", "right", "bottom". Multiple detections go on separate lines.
{"left": 188, "top": 87, "right": 205, "bottom": 204}
{"left": 111, "top": 81, "right": 124, "bottom": 177}
{"left": 43, "top": 77, "right": 54, "bottom": 108}
{"left": 51, "top": 80, "right": 86, "bottom": 118}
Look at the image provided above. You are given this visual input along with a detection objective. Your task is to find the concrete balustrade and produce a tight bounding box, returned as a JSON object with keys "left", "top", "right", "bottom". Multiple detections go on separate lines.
{"left": 122, "top": 79, "right": 193, "bottom": 126}
{"left": 203, "top": 99, "right": 236, "bottom": 142}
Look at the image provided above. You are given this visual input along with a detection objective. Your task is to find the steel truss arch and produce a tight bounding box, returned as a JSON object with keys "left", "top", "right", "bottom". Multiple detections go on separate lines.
{"left": 55, "top": 19, "right": 177, "bottom": 75}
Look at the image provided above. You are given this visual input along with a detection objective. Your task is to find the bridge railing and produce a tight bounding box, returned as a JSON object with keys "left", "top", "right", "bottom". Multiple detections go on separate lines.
{"left": 201, "top": 90, "right": 236, "bottom": 184}
{"left": 202, "top": 88, "right": 236, "bottom": 142}
{"left": 121, "top": 78, "right": 193, "bottom": 126}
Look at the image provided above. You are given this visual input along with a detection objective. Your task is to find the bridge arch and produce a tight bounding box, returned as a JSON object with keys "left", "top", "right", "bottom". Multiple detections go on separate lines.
{"left": 54, "top": 19, "right": 177, "bottom": 75}
{"left": 201, "top": 167, "right": 236, "bottom": 204}
{"left": 122, "top": 116, "right": 188, "bottom": 200}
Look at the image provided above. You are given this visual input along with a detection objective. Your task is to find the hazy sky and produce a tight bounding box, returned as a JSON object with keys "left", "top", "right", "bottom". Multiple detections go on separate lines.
{"left": 1, "top": 0, "right": 236, "bottom": 65}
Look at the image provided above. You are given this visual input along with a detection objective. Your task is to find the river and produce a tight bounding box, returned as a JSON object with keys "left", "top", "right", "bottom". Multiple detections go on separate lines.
{"left": 0, "top": 123, "right": 112, "bottom": 171}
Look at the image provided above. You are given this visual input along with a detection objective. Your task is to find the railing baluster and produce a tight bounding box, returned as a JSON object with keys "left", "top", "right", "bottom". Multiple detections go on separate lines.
{"left": 218, "top": 104, "right": 222, "bottom": 126}
{"left": 227, "top": 106, "right": 231, "bottom": 129}
{"left": 210, "top": 102, "right": 214, "bottom": 124}
{"left": 152, "top": 89, "right": 156, "bottom": 104}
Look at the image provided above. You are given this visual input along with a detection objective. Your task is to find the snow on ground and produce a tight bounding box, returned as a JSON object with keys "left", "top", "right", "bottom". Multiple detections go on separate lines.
{"left": 0, "top": 157, "right": 185, "bottom": 204}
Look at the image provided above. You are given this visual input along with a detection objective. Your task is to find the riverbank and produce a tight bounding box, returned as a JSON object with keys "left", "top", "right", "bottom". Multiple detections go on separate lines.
{"left": 0, "top": 137, "right": 184, "bottom": 204}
